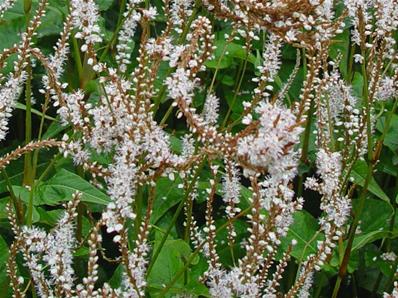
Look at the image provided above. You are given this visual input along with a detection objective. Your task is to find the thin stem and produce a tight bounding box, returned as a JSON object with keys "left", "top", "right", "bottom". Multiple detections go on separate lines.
{"left": 153, "top": 1, "right": 201, "bottom": 112}
{"left": 297, "top": 49, "right": 311, "bottom": 198}
{"left": 146, "top": 159, "right": 205, "bottom": 277}
{"left": 333, "top": 98, "right": 398, "bottom": 298}
{"left": 208, "top": 33, "right": 235, "bottom": 95}
{"left": 72, "top": 36, "right": 83, "bottom": 79}
{"left": 37, "top": 154, "right": 60, "bottom": 183}
{"left": 133, "top": 186, "right": 144, "bottom": 247}
{"left": 159, "top": 104, "right": 174, "bottom": 126}
{"left": 99, "top": 0, "right": 127, "bottom": 62}
{"left": 158, "top": 206, "right": 251, "bottom": 297}
{"left": 24, "top": 61, "right": 33, "bottom": 226}
{"left": 222, "top": 56, "right": 248, "bottom": 129}
{"left": 362, "top": 57, "right": 372, "bottom": 162}
{"left": 2, "top": 170, "right": 23, "bottom": 224}
{"left": 326, "top": 94, "right": 336, "bottom": 151}
{"left": 183, "top": 191, "right": 194, "bottom": 242}
{"left": 76, "top": 166, "right": 85, "bottom": 243}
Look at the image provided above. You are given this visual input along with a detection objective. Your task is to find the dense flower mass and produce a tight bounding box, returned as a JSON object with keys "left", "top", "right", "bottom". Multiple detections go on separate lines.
{"left": 0, "top": 73, "right": 26, "bottom": 140}
{"left": 70, "top": 0, "right": 102, "bottom": 50}
{"left": 237, "top": 102, "right": 303, "bottom": 176}
{"left": 1, "top": 0, "right": 398, "bottom": 297}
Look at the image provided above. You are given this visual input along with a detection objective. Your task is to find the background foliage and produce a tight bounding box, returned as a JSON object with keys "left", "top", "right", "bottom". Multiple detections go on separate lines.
{"left": 0, "top": 0, "right": 398, "bottom": 297}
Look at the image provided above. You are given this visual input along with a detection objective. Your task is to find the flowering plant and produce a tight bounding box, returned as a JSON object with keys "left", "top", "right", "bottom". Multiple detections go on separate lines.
{"left": 0, "top": 0, "right": 398, "bottom": 297}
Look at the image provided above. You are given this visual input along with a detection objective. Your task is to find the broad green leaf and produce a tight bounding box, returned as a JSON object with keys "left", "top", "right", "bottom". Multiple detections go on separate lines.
{"left": 223, "top": 86, "right": 252, "bottom": 114}
{"left": 109, "top": 264, "right": 124, "bottom": 288}
{"left": 148, "top": 281, "right": 210, "bottom": 298}
{"left": 36, "top": 208, "right": 63, "bottom": 226}
{"left": 15, "top": 103, "right": 57, "bottom": 121}
{"left": 0, "top": 198, "right": 9, "bottom": 219}
{"left": 38, "top": 169, "right": 110, "bottom": 205}
{"left": 74, "top": 246, "right": 89, "bottom": 257}
{"left": 205, "top": 40, "right": 256, "bottom": 69}
{"left": 220, "top": 73, "right": 235, "bottom": 86}
{"left": 352, "top": 198, "right": 395, "bottom": 251}
{"left": 96, "top": 0, "right": 114, "bottom": 11}
{"left": 0, "top": 235, "right": 11, "bottom": 297}
{"left": 281, "top": 44, "right": 297, "bottom": 60}
{"left": 378, "top": 148, "right": 398, "bottom": 177}
{"left": 0, "top": 17, "right": 24, "bottom": 53}
{"left": 279, "top": 211, "right": 323, "bottom": 260}
{"left": 1, "top": 0, "right": 66, "bottom": 42}
{"left": 217, "top": 218, "right": 249, "bottom": 265}
{"left": 148, "top": 237, "right": 197, "bottom": 289}
{"left": 363, "top": 244, "right": 397, "bottom": 279}
{"left": 352, "top": 230, "right": 391, "bottom": 251}
{"left": 36, "top": 208, "right": 91, "bottom": 238}
{"left": 169, "top": 135, "right": 182, "bottom": 154}
{"left": 352, "top": 72, "right": 364, "bottom": 98}
{"left": 376, "top": 114, "right": 398, "bottom": 152}
{"left": 15, "top": 169, "right": 111, "bottom": 206}
{"left": 42, "top": 120, "right": 68, "bottom": 139}
{"left": 356, "top": 245, "right": 393, "bottom": 294}
{"left": 350, "top": 159, "right": 391, "bottom": 204}
{"left": 154, "top": 62, "right": 171, "bottom": 99}
{"left": 0, "top": 151, "right": 54, "bottom": 193}
{"left": 151, "top": 177, "right": 184, "bottom": 224}
{"left": 328, "top": 250, "right": 360, "bottom": 274}
{"left": 0, "top": 0, "right": 24, "bottom": 22}
{"left": 37, "top": 4, "right": 65, "bottom": 37}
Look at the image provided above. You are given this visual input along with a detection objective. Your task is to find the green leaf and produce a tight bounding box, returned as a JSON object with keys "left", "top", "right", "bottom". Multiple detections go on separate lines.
{"left": 350, "top": 159, "right": 391, "bottom": 204}
{"left": 36, "top": 208, "right": 63, "bottom": 226}
{"left": 95, "top": 0, "right": 114, "bottom": 11}
{"left": 38, "top": 169, "right": 110, "bottom": 205}
{"left": 376, "top": 114, "right": 398, "bottom": 152}
{"left": 74, "top": 246, "right": 89, "bottom": 257}
{"left": 16, "top": 169, "right": 110, "bottom": 206}
{"left": 0, "top": 235, "right": 10, "bottom": 296}
{"left": 151, "top": 177, "right": 184, "bottom": 224}
{"left": 352, "top": 230, "right": 391, "bottom": 251}
{"left": 0, "top": 198, "right": 9, "bottom": 220}
{"left": 221, "top": 74, "right": 235, "bottom": 86}
{"left": 15, "top": 102, "right": 57, "bottom": 121}
{"left": 363, "top": 244, "right": 397, "bottom": 278}
{"left": 279, "top": 211, "right": 323, "bottom": 260}
{"left": 352, "top": 72, "right": 364, "bottom": 98}
{"left": 108, "top": 264, "right": 124, "bottom": 288}
{"left": 378, "top": 148, "right": 398, "bottom": 177}
{"left": 281, "top": 44, "right": 297, "bottom": 60}
{"left": 0, "top": 150, "right": 55, "bottom": 193}
{"left": 0, "top": 16, "right": 24, "bottom": 54}
{"left": 148, "top": 236, "right": 197, "bottom": 289}
{"left": 205, "top": 40, "right": 256, "bottom": 69}
{"left": 216, "top": 218, "right": 249, "bottom": 264}
{"left": 223, "top": 86, "right": 252, "bottom": 114}
{"left": 37, "top": 3, "right": 65, "bottom": 37}
{"left": 149, "top": 281, "right": 210, "bottom": 298}
{"left": 0, "top": 0, "right": 24, "bottom": 22}
{"left": 42, "top": 120, "right": 68, "bottom": 139}
{"left": 169, "top": 136, "right": 182, "bottom": 154}
{"left": 352, "top": 198, "right": 395, "bottom": 251}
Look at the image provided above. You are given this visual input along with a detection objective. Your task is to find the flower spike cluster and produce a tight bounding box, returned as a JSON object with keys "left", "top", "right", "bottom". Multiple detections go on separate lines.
{"left": 1, "top": 0, "right": 398, "bottom": 297}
